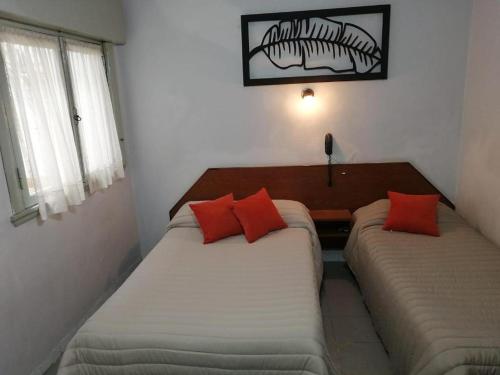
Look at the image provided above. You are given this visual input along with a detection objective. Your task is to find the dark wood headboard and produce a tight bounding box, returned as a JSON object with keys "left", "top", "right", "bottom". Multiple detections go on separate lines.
{"left": 169, "top": 162, "right": 454, "bottom": 219}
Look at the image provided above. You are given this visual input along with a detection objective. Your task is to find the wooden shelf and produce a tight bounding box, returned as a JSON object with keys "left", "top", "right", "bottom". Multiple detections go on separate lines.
{"left": 309, "top": 209, "right": 352, "bottom": 250}
{"left": 316, "top": 231, "right": 350, "bottom": 238}
{"left": 309, "top": 209, "right": 352, "bottom": 223}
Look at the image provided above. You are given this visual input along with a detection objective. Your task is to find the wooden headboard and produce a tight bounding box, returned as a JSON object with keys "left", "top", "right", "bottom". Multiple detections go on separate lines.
{"left": 169, "top": 162, "right": 454, "bottom": 218}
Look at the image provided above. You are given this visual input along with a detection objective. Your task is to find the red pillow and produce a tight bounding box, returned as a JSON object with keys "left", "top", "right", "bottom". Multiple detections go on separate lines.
{"left": 189, "top": 194, "right": 243, "bottom": 244}
{"left": 232, "top": 188, "right": 287, "bottom": 243}
{"left": 383, "top": 191, "right": 441, "bottom": 236}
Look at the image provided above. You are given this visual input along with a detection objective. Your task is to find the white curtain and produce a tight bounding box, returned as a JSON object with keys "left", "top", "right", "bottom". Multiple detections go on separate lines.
{"left": 0, "top": 27, "right": 85, "bottom": 220}
{"left": 66, "top": 40, "right": 124, "bottom": 194}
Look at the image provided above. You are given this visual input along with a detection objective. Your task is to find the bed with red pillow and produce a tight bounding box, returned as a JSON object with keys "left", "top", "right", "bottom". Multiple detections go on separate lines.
{"left": 344, "top": 198, "right": 500, "bottom": 375}
{"left": 57, "top": 198, "right": 335, "bottom": 375}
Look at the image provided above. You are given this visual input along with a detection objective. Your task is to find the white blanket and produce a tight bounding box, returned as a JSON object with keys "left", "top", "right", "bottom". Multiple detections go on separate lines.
{"left": 58, "top": 200, "right": 336, "bottom": 375}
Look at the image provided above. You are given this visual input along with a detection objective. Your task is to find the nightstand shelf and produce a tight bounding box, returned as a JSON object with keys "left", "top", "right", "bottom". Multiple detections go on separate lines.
{"left": 309, "top": 209, "right": 352, "bottom": 250}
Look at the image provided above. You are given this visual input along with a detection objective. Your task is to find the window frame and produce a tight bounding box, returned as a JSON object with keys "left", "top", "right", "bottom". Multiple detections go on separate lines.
{"left": 0, "top": 18, "right": 124, "bottom": 226}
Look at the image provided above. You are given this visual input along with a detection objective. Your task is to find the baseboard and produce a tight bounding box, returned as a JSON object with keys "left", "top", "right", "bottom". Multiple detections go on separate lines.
{"left": 30, "top": 257, "right": 142, "bottom": 375}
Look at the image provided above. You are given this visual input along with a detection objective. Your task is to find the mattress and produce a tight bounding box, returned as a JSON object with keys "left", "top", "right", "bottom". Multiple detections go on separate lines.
{"left": 58, "top": 200, "right": 336, "bottom": 375}
{"left": 344, "top": 199, "right": 500, "bottom": 375}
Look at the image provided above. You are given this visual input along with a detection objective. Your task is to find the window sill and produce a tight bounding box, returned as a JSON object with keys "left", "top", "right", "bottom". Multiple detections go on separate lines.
{"left": 8, "top": 174, "right": 125, "bottom": 227}
{"left": 11, "top": 205, "right": 39, "bottom": 227}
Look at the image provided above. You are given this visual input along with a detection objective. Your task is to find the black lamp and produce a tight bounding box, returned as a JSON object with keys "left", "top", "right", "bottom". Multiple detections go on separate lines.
{"left": 325, "top": 133, "right": 333, "bottom": 187}
{"left": 301, "top": 88, "right": 315, "bottom": 99}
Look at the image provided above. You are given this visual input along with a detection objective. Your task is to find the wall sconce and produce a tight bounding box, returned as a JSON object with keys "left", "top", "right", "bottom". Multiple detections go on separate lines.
{"left": 300, "top": 88, "right": 316, "bottom": 113}
{"left": 301, "top": 88, "right": 315, "bottom": 101}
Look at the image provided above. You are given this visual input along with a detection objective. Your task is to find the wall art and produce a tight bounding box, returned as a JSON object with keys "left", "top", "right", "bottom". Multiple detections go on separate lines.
{"left": 241, "top": 5, "right": 390, "bottom": 86}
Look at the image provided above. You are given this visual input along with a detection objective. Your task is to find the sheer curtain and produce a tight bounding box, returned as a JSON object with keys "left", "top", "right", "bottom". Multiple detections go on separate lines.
{"left": 0, "top": 27, "right": 85, "bottom": 219}
{"left": 66, "top": 40, "right": 124, "bottom": 193}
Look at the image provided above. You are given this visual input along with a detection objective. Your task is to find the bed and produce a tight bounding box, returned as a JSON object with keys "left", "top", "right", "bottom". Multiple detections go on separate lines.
{"left": 345, "top": 199, "right": 500, "bottom": 375}
{"left": 57, "top": 200, "right": 336, "bottom": 375}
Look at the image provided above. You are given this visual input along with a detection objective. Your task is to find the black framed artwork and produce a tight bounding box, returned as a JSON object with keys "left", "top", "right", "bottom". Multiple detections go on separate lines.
{"left": 241, "top": 5, "right": 391, "bottom": 86}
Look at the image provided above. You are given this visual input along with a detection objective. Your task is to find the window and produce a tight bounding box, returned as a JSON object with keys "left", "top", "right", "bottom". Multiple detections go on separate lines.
{"left": 65, "top": 40, "right": 124, "bottom": 193}
{"left": 0, "top": 22, "right": 124, "bottom": 225}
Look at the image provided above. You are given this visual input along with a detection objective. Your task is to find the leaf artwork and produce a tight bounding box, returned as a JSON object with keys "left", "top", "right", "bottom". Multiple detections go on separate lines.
{"left": 249, "top": 17, "right": 382, "bottom": 74}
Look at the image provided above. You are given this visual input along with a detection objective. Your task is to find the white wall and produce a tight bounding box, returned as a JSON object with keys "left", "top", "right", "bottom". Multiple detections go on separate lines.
{"left": 0, "top": 177, "right": 140, "bottom": 375}
{"left": 0, "top": 0, "right": 125, "bottom": 43}
{"left": 0, "top": 1, "right": 139, "bottom": 374}
{"left": 117, "top": 0, "right": 471, "bottom": 252}
{"left": 456, "top": 0, "right": 500, "bottom": 247}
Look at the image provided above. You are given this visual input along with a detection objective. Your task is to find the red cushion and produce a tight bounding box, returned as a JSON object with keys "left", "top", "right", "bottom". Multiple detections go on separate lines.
{"left": 383, "top": 191, "right": 441, "bottom": 236}
{"left": 189, "top": 194, "right": 243, "bottom": 244}
{"left": 232, "top": 188, "right": 287, "bottom": 243}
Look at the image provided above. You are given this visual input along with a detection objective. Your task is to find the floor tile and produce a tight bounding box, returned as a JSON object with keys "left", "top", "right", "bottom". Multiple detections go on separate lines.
{"left": 322, "top": 283, "right": 370, "bottom": 318}
{"left": 43, "top": 358, "right": 60, "bottom": 375}
{"left": 336, "top": 342, "right": 393, "bottom": 375}
{"left": 322, "top": 262, "right": 393, "bottom": 375}
{"left": 331, "top": 315, "right": 380, "bottom": 343}
{"left": 324, "top": 262, "right": 354, "bottom": 281}
{"left": 323, "top": 318, "right": 342, "bottom": 364}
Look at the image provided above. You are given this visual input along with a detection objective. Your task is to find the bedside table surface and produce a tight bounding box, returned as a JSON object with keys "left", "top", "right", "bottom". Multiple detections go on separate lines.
{"left": 309, "top": 209, "right": 352, "bottom": 222}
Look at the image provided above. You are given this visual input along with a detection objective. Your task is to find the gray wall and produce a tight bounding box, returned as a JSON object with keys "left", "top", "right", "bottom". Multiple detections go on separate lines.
{"left": 456, "top": 0, "right": 500, "bottom": 247}
{"left": 117, "top": 0, "right": 472, "bottom": 252}
{"left": 0, "top": 0, "right": 125, "bottom": 43}
{"left": 0, "top": 1, "right": 139, "bottom": 375}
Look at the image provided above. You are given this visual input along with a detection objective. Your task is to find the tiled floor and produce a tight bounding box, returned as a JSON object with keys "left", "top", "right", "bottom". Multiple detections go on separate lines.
{"left": 43, "top": 359, "right": 59, "bottom": 375}
{"left": 322, "top": 262, "right": 393, "bottom": 375}
{"left": 45, "top": 262, "right": 391, "bottom": 375}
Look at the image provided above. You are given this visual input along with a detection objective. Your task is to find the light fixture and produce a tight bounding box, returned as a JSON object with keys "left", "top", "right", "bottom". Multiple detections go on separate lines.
{"left": 301, "top": 88, "right": 314, "bottom": 99}
{"left": 300, "top": 88, "right": 316, "bottom": 112}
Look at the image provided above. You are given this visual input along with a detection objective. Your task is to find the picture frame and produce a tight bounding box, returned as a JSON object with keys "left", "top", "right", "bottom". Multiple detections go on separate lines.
{"left": 241, "top": 5, "right": 391, "bottom": 86}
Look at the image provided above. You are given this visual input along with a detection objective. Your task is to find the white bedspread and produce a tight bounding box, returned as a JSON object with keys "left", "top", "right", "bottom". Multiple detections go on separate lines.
{"left": 345, "top": 200, "right": 500, "bottom": 375}
{"left": 57, "top": 200, "right": 335, "bottom": 375}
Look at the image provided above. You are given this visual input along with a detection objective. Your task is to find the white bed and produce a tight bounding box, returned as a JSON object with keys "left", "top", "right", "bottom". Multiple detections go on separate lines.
{"left": 57, "top": 200, "right": 336, "bottom": 375}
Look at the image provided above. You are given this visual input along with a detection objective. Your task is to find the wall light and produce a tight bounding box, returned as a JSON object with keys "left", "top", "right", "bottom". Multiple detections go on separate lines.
{"left": 300, "top": 88, "right": 316, "bottom": 113}
{"left": 301, "top": 88, "right": 315, "bottom": 101}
